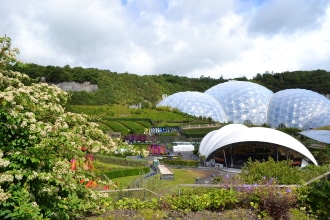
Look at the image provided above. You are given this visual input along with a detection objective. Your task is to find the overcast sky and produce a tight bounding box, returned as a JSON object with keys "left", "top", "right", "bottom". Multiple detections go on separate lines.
{"left": 1, "top": 0, "right": 330, "bottom": 79}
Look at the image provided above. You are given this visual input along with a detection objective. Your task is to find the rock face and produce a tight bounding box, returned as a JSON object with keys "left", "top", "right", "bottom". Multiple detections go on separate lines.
{"left": 54, "top": 82, "right": 98, "bottom": 92}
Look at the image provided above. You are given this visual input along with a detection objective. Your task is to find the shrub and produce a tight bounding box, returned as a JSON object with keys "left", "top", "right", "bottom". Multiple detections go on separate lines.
{"left": 161, "top": 158, "right": 199, "bottom": 167}
{"left": 237, "top": 178, "right": 297, "bottom": 220}
{"left": 298, "top": 180, "right": 330, "bottom": 218}
{"left": 102, "top": 167, "right": 150, "bottom": 179}
{"left": 163, "top": 188, "right": 238, "bottom": 212}
{"left": 0, "top": 36, "right": 117, "bottom": 219}
{"left": 240, "top": 157, "right": 302, "bottom": 184}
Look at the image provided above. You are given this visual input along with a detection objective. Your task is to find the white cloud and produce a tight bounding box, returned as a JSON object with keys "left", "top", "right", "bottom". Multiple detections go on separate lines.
{"left": 1, "top": 0, "right": 330, "bottom": 79}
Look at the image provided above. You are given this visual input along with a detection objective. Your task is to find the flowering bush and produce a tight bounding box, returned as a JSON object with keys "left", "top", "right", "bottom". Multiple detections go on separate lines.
{"left": 219, "top": 172, "right": 297, "bottom": 219}
{"left": 0, "top": 36, "right": 119, "bottom": 219}
{"left": 242, "top": 178, "right": 297, "bottom": 220}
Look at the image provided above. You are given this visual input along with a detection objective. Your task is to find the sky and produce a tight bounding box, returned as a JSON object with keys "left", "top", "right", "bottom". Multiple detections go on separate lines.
{"left": 1, "top": 0, "right": 330, "bottom": 79}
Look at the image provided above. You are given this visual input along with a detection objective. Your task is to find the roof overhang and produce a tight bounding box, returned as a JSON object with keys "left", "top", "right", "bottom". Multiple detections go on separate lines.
{"left": 299, "top": 130, "right": 330, "bottom": 144}
{"left": 199, "top": 124, "right": 318, "bottom": 165}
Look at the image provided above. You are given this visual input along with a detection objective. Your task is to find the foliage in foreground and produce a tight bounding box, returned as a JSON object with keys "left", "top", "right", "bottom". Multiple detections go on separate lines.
{"left": 96, "top": 180, "right": 297, "bottom": 220}
{"left": 240, "top": 157, "right": 330, "bottom": 185}
{"left": 298, "top": 180, "right": 330, "bottom": 219}
{"left": 0, "top": 36, "right": 121, "bottom": 219}
{"left": 98, "top": 163, "right": 329, "bottom": 220}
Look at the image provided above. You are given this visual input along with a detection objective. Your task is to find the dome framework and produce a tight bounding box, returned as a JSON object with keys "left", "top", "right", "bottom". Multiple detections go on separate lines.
{"left": 156, "top": 81, "right": 330, "bottom": 130}
{"left": 205, "top": 81, "right": 273, "bottom": 125}
{"left": 156, "top": 91, "right": 228, "bottom": 123}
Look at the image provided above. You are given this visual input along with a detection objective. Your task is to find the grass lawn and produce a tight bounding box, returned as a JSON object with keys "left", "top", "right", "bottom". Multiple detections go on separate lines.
{"left": 112, "top": 169, "right": 213, "bottom": 193}
{"left": 110, "top": 175, "right": 143, "bottom": 189}
{"left": 94, "top": 157, "right": 216, "bottom": 195}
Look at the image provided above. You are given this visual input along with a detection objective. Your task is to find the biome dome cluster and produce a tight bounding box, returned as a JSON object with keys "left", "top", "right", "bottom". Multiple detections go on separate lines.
{"left": 156, "top": 81, "right": 330, "bottom": 130}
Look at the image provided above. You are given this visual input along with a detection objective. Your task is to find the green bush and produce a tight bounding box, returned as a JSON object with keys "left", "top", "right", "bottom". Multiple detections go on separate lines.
{"left": 103, "top": 167, "right": 150, "bottom": 179}
{"left": 0, "top": 36, "right": 116, "bottom": 219}
{"left": 298, "top": 180, "right": 330, "bottom": 218}
{"left": 240, "top": 157, "right": 330, "bottom": 185}
{"left": 240, "top": 157, "right": 302, "bottom": 184}
{"left": 160, "top": 159, "right": 199, "bottom": 167}
{"left": 239, "top": 178, "right": 298, "bottom": 220}
{"left": 163, "top": 188, "right": 238, "bottom": 211}
{"left": 94, "top": 154, "right": 149, "bottom": 167}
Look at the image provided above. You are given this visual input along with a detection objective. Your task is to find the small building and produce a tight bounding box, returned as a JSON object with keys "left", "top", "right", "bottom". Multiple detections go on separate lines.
{"left": 172, "top": 141, "right": 195, "bottom": 152}
{"left": 158, "top": 165, "right": 174, "bottom": 180}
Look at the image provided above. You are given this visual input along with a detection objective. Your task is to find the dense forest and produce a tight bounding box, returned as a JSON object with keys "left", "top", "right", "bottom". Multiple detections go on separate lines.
{"left": 9, "top": 64, "right": 330, "bottom": 106}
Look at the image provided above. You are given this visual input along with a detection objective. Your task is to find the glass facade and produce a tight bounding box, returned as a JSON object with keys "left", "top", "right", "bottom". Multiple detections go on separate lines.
{"left": 156, "top": 82, "right": 330, "bottom": 130}
{"left": 303, "top": 113, "right": 330, "bottom": 130}
{"left": 156, "top": 91, "right": 228, "bottom": 123}
{"left": 267, "top": 89, "right": 330, "bottom": 129}
{"left": 205, "top": 81, "right": 273, "bottom": 125}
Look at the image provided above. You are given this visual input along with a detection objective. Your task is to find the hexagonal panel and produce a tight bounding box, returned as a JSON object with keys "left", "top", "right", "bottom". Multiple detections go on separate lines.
{"left": 267, "top": 89, "right": 330, "bottom": 129}
{"left": 205, "top": 81, "right": 273, "bottom": 125}
{"left": 156, "top": 91, "right": 228, "bottom": 122}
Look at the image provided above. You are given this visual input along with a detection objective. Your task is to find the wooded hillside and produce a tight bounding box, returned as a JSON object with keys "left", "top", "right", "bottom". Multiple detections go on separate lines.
{"left": 9, "top": 64, "right": 330, "bottom": 106}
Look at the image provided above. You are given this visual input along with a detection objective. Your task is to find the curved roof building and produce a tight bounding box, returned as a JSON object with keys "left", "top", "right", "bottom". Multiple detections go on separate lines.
{"left": 199, "top": 124, "right": 318, "bottom": 167}
{"left": 267, "top": 89, "right": 330, "bottom": 129}
{"left": 156, "top": 91, "right": 228, "bottom": 123}
{"left": 205, "top": 81, "right": 273, "bottom": 125}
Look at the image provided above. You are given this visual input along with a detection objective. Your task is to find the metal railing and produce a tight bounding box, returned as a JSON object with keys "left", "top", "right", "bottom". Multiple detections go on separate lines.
{"left": 99, "top": 169, "right": 330, "bottom": 197}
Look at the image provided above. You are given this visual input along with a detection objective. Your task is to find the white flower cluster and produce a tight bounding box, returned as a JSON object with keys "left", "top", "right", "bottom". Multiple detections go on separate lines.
{"left": 89, "top": 190, "right": 108, "bottom": 200}
{"left": 40, "top": 187, "right": 52, "bottom": 194}
{"left": 27, "top": 171, "right": 39, "bottom": 181}
{"left": 0, "top": 151, "right": 10, "bottom": 167}
{"left": 67, "top": 183, "right": 76, "bottom": 190}
{"left": 65, "top": 112, "right": 88, "bottom": 124}
{"left": 0, "top": 72, "right": 25, "bottom": 89}
{"left": 15, "top": 174, "right": 23, "bottom": 180}
{"left": 52, "top": 160, "right": 74, "bottom": 179}
{"left": 0, "top": 174, "right": 14, "bottom": 184}
{"left": 0, "top": 187, "right": 11, "bottom": 202}
{"left": 38, "top": 172, "right": 52, "bottom": 181}
{"left": 39, "top": 186, "right": 55, "bottom": 195}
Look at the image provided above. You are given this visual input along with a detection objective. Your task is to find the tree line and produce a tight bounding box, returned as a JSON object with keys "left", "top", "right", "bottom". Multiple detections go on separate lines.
{"left": 8, "top": 63, "right": 330, "bottom": 106}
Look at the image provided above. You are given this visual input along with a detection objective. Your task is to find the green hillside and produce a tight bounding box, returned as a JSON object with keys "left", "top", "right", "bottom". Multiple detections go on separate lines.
{"left": 10, "top": 63, "right": 330, "bottom": 136}
{"left": 67, "top": 104, "right": 214, "bottom": 136}
{"left": 11, "top": 63, "right": 330, "bottom": 107}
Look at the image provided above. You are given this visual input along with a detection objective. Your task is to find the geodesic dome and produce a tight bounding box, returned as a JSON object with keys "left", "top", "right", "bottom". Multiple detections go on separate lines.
{"left": 267, "top": 89, "right": 330, "bottom": 129}
{"left": 302, "top": 113, "right": 330, "bottom": 130}
{"left": 156, "top": 91, "right": 228, "bottom": 122}
{"left": 205, "top": 81, "right": 273, "bottom": 125}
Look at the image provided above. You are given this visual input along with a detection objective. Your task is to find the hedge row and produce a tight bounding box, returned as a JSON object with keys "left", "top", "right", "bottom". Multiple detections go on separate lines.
{"left": 95, "top": 154, "right": 149, "bottom": 167}
{"left": 103, "top": 167, "right": 150, "bottom": 179}
{"left": 160, "top": 159, "right": 199, "bottom": 167}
